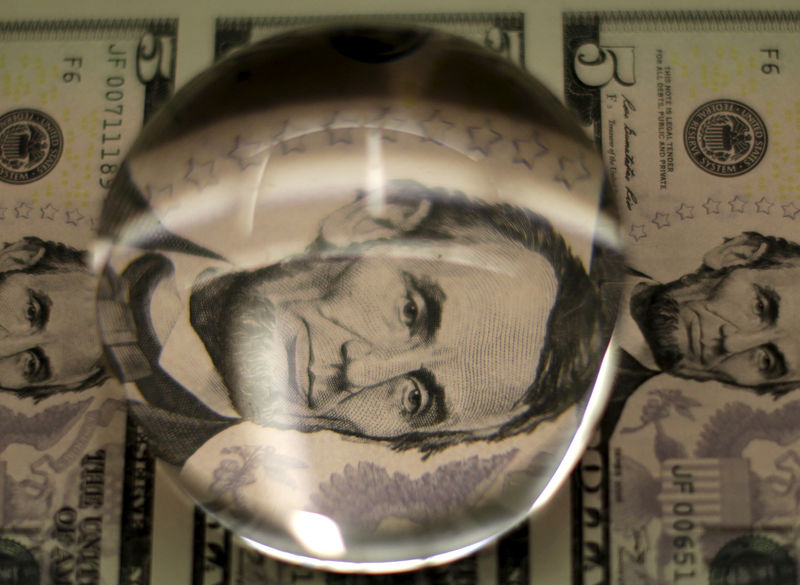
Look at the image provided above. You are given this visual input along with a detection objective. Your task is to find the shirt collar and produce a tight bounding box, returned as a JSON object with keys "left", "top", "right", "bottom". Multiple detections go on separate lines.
{"left": 617, "top": 272, "right": 661, "bottom": 372}
{"left": 150, "top": 253, "right": 241, "bottom": 419}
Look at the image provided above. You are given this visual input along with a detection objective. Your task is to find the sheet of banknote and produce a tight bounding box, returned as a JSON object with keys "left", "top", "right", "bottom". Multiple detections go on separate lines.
{"left": 563, "top": 11, "right": 800, "bottom": 585}
{"left": 5, "top": 8, "right": 800, "bottom": 585}
{"left": 0, "top": 19, "right": 177, "bottom": 585}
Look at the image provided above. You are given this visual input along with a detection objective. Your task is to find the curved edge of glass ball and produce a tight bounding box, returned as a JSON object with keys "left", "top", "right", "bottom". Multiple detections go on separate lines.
{"left": 110, "top": 23, "right": 589, "bottom": 168}
{"left": 95, "top": 23, "right": 623, "bottom": 572}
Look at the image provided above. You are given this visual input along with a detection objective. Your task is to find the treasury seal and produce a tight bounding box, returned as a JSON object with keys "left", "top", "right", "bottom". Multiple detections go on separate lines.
{"left": 0, "top": 537, "right": 39, "bottom": 585}
{"left": 709, "top": 534, "right": 796, "bottom": 585}
{"left": 0, "top": 109, "right": 63, "bottom": 185}
{"left": 683, "top": 99, "right": 767, "bottom": 177}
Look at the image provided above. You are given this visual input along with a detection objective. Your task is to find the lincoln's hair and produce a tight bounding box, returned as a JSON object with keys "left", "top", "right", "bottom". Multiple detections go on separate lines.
{"left": 0, "top": 237, "right": 108, "bottom": 400}
{"left": 308, "top": 183, "right": 613, "bottom": 457}
{"left": 739, "top": 231, "right": 800, "bottom": 268}
{"left": 4, "top": 237, "right": 85, "bottom": 273}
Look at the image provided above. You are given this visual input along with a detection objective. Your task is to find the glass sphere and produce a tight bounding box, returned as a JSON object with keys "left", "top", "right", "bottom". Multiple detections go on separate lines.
{"left": 95, "top": 24, "right": 621, "bottom": 572}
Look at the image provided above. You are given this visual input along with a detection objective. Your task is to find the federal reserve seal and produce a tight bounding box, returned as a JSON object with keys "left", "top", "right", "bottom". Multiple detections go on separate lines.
{"left": 684, "top": 99, "right": 767, "bottom": 177}
{"left": 709, "top": 534, "right": 796, "bottom": 585}
{"left": 0, "top": 537, "right": 39, "bottom": 585}
{"left": 0, "top": 109, "right": 63, "bottom": 185}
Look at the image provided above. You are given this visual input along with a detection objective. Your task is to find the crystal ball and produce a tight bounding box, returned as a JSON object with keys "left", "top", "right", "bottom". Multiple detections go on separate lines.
{"left": 95, "top": 25, "right": 621, "bottom": 571}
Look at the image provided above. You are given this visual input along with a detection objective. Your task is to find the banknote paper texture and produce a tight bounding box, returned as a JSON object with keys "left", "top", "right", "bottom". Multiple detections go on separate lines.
{"left": 564, "top": 11, "right": 800, "bottom": 585}
{"left": 0, "top": 19, "right": 176, "bottom": 585}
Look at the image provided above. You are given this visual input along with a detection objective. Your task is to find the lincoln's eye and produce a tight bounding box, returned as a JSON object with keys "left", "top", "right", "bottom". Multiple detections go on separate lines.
{"left": 396, "top": 291, "right": 420, "bottom": 330}
{"left": 756, "top": 346, "right": 774, "bottom": 373}
{"left": 23, "top": 351, "right": 38, "bottom": 377}
{"left": 400, "top": 377, "right": 428, "bottom": 416}
{"left": 401, "top": 297, "right": 418, "bottom": 326}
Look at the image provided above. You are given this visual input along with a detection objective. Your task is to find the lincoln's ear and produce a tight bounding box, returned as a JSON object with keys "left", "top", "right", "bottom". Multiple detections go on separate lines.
{"left": 702, "top": 232, "right": 769, "bottom": 270}
{"left": 0, "top": 238, "right": 46, "bottom": 272}
{"left": 319, "top": 182, "right": 433, "bottom": 248}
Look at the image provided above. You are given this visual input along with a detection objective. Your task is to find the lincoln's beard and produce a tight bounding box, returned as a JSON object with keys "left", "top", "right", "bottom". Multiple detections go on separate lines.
{"left": 629, "top": 281, "right": 684, "bottom": 371}
{"left": 190, "top": 270, "right": 277, "bottom": 421}
{"left": 190, "top": 262, "right": 312, "bottom": 428}
{"left": 189, "top": 257, "right": 352, "bottom": 431}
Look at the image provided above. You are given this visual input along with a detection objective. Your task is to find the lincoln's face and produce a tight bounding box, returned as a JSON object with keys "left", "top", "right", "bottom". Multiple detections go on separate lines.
{"left": 631, "top": 261, "right": 800, "bottom": 388}
{"left": 200, "top": 228, "right": 559, "bottom": 440}
{"left": 0, "top": 269, "right": 101, "bottom": 391}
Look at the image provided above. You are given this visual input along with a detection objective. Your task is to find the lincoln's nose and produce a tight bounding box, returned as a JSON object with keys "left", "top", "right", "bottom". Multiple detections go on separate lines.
{"left": 697, "top": 306, "right": 742, "bottom": 359}
{"left": 342, "top": 339, "right": 371, "bottom": 362}
{"left": 342, "top": 341, "right": 423, "bottom": 389}
{"left": 721, "top": 326, "right": 773, "bottom": 355}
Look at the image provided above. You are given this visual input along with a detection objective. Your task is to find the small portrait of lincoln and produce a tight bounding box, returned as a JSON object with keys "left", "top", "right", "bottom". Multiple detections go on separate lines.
{"left": 107, "top": 181, "right": 606, "bottom": 466}
{"left": 0, "top": 237, "right": 107, "bottom": 397}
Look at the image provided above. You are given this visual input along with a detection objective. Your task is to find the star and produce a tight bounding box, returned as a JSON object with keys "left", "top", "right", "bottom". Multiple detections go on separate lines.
{"left": 782, "top": 201, "right": 800, "bottom": 219}
{"left": 419, "top": 110, "right": 454, "bottom": 144}
{"left": 325, "top": 126, "right": 354, "bottom": 145}
{"left": 651, "top": 211, "right": 670, "bottom": 228}
{"left": 65, "top": 208, "right": 84, "bottom": 226}
{"left": 365, "top": 107, "right": 390, "bottom": 127}
{"left": 511, "top": 133, "right": 548, "bottom": 169}
{"left": 675, "top": 203, "right": 694, "bottom": 220}
{"left": 702, "top": 197, "right": 720, "bottom": 214}
{"left": 228, "top": 136, "right": 270, "bottom": 170}
{"left": 327, "top": 108, "right": 360, "bottom": 128}
{"left": 629, "top": 224, "right": 647, "bottom": 242}
{"left": 553, "top": 155, "right": 591, "bottom": 189}
{"left": 40, "top": 203, "right": 58, "bottom": 220}
{"left": 184, "top": 158, "right": 217, "bottom": 190}
{"left": 325, "top": 111, "right": 360, "bottom": 145}
{"left": 366, "top": 107, "right": 408, "bottom": 142}
{"left": 380, "top": 129, "right": 399, "bottom": 142}
{"left": 273, "top": 121, "right": 307, "bottom": 155}
{"left": 755, "top": 196, "right": 773, "bottom": 215}
{"left": 328, "top": 110, "right": 362, "bottom": 126}
{"left": 367, "top": 107, "right": 407, "bottom": 132}
{"left": 280, "top": 136, "right": 306, "bottom": 154}
{"left": 728, "top": 195, "right": 747, "bottom": 213}
{"left": 466, "top": 121, "right": 502, "bottom": 156}
{"left": 14, "top": 202, "right": 32, "bottom": 219}
{"left": 145, "top": 184, "right": 176, "bottom": 209}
